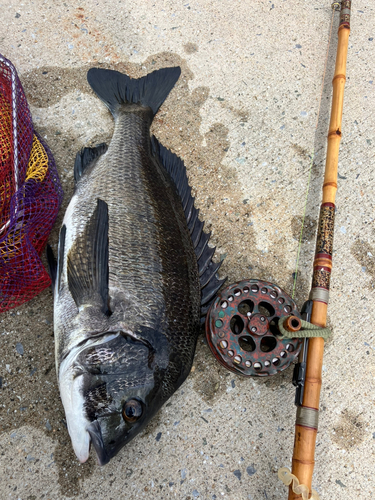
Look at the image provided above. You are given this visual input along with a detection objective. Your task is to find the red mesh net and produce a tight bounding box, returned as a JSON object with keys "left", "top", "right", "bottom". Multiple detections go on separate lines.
{"left": 0, "top": 54, "right": 63, "bottom": 312}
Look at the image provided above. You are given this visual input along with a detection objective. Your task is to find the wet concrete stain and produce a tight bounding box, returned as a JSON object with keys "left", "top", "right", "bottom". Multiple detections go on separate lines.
{"left": 331, "top": 409, "right": 365, "bottom": 451}
{"left": 351, "top": 240, "right": 375, "bottom": 288}
{"left": 290, "top": 215, "right": 317, "bottom": 243}
{"left": 191, "top": 339, "right": 226, "bottom": 404}
{"left": 291, "top": 143, "right": 310, "bottom": 160}
{"left": 262, "top": 365, "right": 294, "bottom": 391}
{"left": 218, "top": 99, "right": 249, "bottom": 123}
{"left": 53, "top": 438, "right": 96, "bottom": 497}
{"left": 184, "top": 42, "right": 199, "bottom": 54}
{"left": 22, "top": 67, "right": 89, "bottom": 108}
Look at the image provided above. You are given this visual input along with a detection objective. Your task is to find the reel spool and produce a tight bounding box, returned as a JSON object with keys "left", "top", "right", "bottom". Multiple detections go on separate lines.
{"left": 205, "top": 279, "right": 302, "bottom": 377}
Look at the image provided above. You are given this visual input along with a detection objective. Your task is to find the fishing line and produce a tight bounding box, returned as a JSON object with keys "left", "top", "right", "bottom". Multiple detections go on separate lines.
{"left": 292, "top": 4, "right": 339, "bottom": 299}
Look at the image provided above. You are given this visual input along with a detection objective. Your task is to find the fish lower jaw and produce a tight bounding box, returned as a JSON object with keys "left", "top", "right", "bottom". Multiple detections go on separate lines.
{"left": 60, "top": 376, "right": 92, "bottom": 463}
{"left": 72, "top": 426, "right": 91, "bottom": 464}
{"left": 59, "top": 355, "right": 92, "bottom": 463}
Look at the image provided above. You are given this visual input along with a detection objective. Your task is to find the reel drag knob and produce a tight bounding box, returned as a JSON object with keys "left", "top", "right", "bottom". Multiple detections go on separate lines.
{"left": 205, "top": 279, "right": 302, "bottom": 377}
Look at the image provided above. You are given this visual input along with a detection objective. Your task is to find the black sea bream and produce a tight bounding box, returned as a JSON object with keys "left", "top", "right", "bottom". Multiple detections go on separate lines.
{"left": 50, "top": 67, "right": 224, "bottom": 465}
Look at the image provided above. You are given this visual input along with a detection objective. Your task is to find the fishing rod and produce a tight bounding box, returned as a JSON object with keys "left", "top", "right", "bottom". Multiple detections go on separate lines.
{"left": 284, "top": 2, "right": 351, "bottom": 498}
{"left": 205, "top": 2, "right": 351, "bottom": 498}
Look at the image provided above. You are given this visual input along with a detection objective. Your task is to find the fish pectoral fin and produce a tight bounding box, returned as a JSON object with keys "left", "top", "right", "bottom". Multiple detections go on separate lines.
{"left": 67, "top": 198, "right": 111, "bottom": 316}
{"left": 57, "top": 225, "right": 66, "bottom": 292}
{"left": 47, "top": 225, "right": 68, "bottom": 294}
{"left": 46, "top": 244, "right": 57, "bottom": 289}
{"left": 74, "top": 143, "right": 108, "bottom": 183}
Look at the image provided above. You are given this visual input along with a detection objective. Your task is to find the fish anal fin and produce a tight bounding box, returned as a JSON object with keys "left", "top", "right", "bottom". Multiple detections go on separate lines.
{"left": 67, "top": 199, "right": 110, "bottom": 316}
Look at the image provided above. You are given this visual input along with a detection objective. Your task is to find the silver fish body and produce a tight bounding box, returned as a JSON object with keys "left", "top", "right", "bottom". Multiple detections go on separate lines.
{"left": 52, "top": 67, "right": 224, "bottom": 465}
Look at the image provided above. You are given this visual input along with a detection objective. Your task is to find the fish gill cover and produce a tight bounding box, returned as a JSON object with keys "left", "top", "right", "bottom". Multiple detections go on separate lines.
{"left": 0, "top": 54, "right": 63, "bottom": 312}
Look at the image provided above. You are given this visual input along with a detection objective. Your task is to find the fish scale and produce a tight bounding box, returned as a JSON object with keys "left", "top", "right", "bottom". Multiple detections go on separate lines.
{"left": 87, "top": 108, "right": 200, "bottom": 347}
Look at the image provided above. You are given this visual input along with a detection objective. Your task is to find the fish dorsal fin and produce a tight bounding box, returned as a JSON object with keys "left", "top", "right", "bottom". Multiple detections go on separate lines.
{"left": 74, "top": 143, "right": 108, "bottom": 183}
{"left": 151, "top": 136, "right": 226, "bottom": 315}
{"left": 67, "top": 199, "right": 110, "bottom": 316}
{"left": 87, "top": 67, "right": 181, "bottom": 117}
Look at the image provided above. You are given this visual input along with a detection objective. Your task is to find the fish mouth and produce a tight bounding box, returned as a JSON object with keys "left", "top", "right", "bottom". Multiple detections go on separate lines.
{"left": 71, "top": 419, "right": 109, "bottom": 466}
{"left": 87, "top": 420, "right": 110, "bottom": 466}
{"left": 58, "top": 335, "right": 118, "bottom": 465}
{"left": 60, "top": 330, "right": 154, "bottom": 466}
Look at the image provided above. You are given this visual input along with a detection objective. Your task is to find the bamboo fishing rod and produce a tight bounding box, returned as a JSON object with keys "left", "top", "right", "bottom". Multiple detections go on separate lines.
{"left": 285, "top": 2, "right": 352, "bottom": 499}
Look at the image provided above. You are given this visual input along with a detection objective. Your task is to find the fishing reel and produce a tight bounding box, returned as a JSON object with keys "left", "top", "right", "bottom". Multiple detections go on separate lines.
{"left": 205, "top": 279, "right": 302, "bottom": 376}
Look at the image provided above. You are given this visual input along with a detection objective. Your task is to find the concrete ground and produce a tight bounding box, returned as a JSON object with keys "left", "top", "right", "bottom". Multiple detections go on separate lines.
{"left": 1, "top": 1, "right": 374, "bottom": 499}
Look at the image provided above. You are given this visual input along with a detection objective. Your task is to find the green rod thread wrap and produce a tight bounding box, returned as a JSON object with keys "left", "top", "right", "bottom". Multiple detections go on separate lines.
{"left": 278, "top": 316, "right": 331, "bottom": 340}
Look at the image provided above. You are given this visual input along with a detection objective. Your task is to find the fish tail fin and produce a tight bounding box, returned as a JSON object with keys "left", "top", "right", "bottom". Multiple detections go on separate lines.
{"left": 87, "top": 66, "right": 181, "bottom": 117}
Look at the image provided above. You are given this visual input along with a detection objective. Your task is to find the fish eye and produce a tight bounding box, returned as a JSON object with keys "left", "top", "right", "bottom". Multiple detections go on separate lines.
{"left": 122, "top": 399, "right": 143, "bottom": 423}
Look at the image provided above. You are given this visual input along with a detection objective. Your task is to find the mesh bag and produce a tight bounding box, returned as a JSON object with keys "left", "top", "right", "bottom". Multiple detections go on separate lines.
{"left": 0, "top": 54, "right": 63, "bottom": 312}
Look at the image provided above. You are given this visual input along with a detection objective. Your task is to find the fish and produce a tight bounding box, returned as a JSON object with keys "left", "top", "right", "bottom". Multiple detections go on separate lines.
{"left": 48, "top": 66, "right": 225, "bottom": 465}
